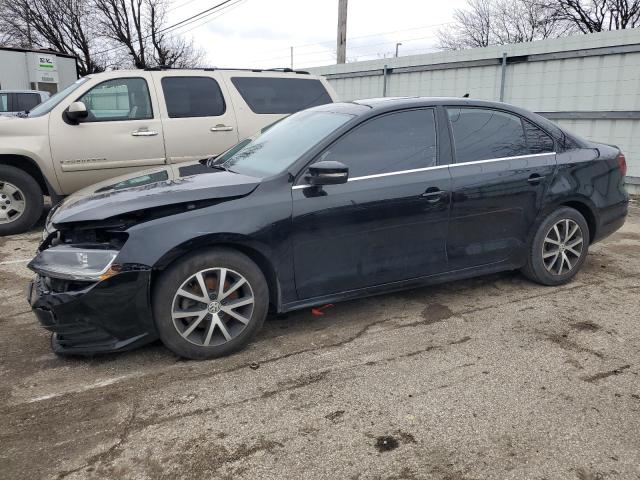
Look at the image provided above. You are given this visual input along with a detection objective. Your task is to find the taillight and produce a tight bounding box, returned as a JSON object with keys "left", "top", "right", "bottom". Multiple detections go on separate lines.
{"left": 617, "top": 152, "right": 627, "bottom": 177}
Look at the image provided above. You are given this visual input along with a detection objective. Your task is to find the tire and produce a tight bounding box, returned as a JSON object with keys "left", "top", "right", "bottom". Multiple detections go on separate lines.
{"left": 521, "top": 207, "right": 590, "bottom": 286}
{"left": 0, "top": 165, "right": 44, "bottom": 236}
{"left": 153, "top": 248, "right": 269, "bottom": 360}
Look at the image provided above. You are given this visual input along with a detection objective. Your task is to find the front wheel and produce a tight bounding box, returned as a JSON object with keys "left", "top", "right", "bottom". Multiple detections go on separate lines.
{"left": 153, "top": 248, "right": 269, "bottom": 359}
{"left": 522, "top": 207, "right": 590, "bottom": 286}
{"left": 0, "top": 165, "right": 44, "bottom": 236}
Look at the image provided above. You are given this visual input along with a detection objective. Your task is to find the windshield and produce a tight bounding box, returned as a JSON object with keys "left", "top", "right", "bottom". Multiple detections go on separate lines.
{"left": 28, "top": 77, "right": 90, "bottom": 117}
{"left": 221, "top": 109, "right": 353, "bottom": 178}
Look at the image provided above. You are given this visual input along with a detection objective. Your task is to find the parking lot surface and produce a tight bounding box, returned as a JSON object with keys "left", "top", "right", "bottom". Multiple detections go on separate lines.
{"left": 1, "top": 200, "right": 639, "bottom": 480}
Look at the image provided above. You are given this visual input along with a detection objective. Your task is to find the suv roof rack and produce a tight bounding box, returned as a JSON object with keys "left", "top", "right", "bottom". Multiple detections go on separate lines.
{"left": 141, "top": 66, "right": 310, "bottom": 74}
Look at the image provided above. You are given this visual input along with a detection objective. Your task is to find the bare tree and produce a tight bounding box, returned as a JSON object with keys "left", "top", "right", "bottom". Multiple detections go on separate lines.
{"left": 95, "top": 0, "right": 204, "bottom": 68}
{"left": 439, "top": 0, "right": 573, "bottom": 50}
{"left": 550, "top": 0, "right": 640, "bottom": 33}
{"left": 0, "top": 0, "right": 105, "bottom": 75}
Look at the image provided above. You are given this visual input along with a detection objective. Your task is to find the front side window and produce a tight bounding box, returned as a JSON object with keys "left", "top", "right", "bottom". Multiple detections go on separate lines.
{"left": 161, "top": 76, "right": 225, "bottom": 118}
{"left": 447, "top": 108, "right": 529, "bottom": 163}
{"left": 78, "top": 78, "right": 153, "bottom": 122}
{"left": 15, "top": 93, "right": 41, "bottom": 112}
{"left": 318, "top": 109, "right": 438, "bottom": 178}
{"left": 0, "top": 93, "right": 8, "bottom": 112}
{"left": 222, "top": 109, "right": 353, "bottom": 178}
{"left": 231, "top": 77, "right": 332, "bottom": 114}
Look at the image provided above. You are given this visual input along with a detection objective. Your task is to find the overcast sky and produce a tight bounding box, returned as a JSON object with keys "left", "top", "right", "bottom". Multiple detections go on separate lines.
{"left": 166, "top": 0, "right": 468, "bottom": 69}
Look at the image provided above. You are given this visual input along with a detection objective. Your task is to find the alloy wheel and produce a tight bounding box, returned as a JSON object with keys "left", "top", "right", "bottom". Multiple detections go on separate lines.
{"left": 542, "top": 218, "right": 584, "bottom": 275}
{"left": 171, "top": 268, "right": 254, "bottom": 347}
{"left": 0, "top": 181, "right": 26, "bottom": 225}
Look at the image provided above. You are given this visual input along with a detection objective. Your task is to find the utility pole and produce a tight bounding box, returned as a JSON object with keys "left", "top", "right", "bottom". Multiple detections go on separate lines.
{"left": 290, "top": 46, "right": 293, "bottom": 70}
{"left": 395, "top": 42, "right": 402, "bottom": 58}
{"left": 336, "top": 0, "right": 348, "bottom": 64}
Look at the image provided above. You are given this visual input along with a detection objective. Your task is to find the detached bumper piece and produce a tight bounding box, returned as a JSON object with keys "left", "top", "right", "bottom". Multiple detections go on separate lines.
{"left": 28, "top": 270, "right": 157, "bottom": 355}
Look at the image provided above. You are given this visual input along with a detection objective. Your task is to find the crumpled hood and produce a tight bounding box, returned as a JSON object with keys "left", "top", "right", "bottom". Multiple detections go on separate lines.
{"left": 51, "top": 163, "right": 261, "bottom": 225}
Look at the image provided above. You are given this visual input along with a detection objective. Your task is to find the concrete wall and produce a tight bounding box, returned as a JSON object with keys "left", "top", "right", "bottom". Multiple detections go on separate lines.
{"left": 309, "top": 29, "right": 640, "bottom": 190}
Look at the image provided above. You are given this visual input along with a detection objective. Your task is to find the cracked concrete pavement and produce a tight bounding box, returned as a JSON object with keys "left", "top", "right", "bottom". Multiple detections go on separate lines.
{"left": 1, "top": 199, "right": 639, "bottom": 480}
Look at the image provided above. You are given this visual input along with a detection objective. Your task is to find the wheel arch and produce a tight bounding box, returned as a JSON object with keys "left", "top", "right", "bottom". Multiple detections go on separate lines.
{"left": 539, "top": 196, "right": 597, "bottom": 245}
{"left": 0, "top": 154, "right": 49, "bottom": 196}
{"left": 150, "top": 234, "right": 282, "bottom": 312}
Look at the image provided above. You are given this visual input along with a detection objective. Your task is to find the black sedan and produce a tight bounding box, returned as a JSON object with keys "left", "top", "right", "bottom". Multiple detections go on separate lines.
{"left": 27, "top": 98, "right": 629, "bottom": 359}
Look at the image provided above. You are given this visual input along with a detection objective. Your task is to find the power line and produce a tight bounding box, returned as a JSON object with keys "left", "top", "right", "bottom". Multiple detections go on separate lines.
{"left": 94, "top": 0, "right": 236, "bottom": 56}
{"left": 248, "top": 21, "right": 454, "bottom": 59}
{"left": 170, "top": 0, "right": 246, "bottom": 35}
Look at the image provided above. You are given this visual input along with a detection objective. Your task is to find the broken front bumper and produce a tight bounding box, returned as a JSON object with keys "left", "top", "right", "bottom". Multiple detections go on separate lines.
{"left": 27, "top": 271, "right": 158, "bottom": 355}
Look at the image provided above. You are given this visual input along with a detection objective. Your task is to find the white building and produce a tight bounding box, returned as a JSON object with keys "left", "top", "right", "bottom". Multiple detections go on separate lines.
{"left": 0, "top": 46, "right": 78, "bottom": 95}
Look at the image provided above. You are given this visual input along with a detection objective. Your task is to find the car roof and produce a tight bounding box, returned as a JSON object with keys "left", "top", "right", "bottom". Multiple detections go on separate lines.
{"left": 312, "top": 96, "right": 567, "bottom": 140}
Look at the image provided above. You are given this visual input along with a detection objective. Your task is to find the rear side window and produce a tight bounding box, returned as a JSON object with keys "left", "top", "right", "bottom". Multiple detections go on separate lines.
{"left": 523, "top": 120, "right": 555, "bottom": 153}
{"left": 162, "top": 76, "right": 225, "bottom": 118}
{"left": 0, "top": 93, "right": 8, "bottom": 112}
{"left": 15, "top": 93, "right": 41, "bottom": 112}
{"left": 447, "top": 108, "right": 529, "bottom": 163}
{"left": 319, "top": 109, "right": 437, "bottom": 178}
{"left": 231, "top": 77, "right": 332, "bottom": 114}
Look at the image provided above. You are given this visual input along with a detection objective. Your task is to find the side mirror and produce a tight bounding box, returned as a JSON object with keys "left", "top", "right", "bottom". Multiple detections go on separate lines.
{"left": 305, "top": 160, "right": 349, "bottom": 186}
{"left": 65, "top": 101, "right": 88, "bottom": 124}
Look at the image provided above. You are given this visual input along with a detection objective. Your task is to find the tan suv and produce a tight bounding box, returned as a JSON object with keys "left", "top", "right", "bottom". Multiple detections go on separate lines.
{"left": 0, "top": 68, "right": 337, "bottom": 235}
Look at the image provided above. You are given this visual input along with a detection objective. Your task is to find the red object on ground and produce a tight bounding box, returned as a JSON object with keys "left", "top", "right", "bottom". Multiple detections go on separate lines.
{"left": 311, "top": 304, "right": 334, "bottom": 316}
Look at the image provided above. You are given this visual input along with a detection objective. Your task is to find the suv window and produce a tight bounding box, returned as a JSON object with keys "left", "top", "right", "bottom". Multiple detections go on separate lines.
{"left": 162, "top": 76, "right": 225, "bottom": 118}
{"left": 15, "top": 93, "right": 41, "bottom": 112}
{"left": 0, "top": 93, "right": 8, "bottom": 112}
{"left": 523, "top": 120, "right": 555, "bottom": 154}
{"left": 231, "top": 77, "right": 332, "bottom": 114}
{"left": 319, "top": 109, "right": 437, "bottom": 178}
{"left": 79, "top": 78, "right": 153, "bottom": 122}
{"left": 447, "top": 108, "right": 529, "bottom": 163}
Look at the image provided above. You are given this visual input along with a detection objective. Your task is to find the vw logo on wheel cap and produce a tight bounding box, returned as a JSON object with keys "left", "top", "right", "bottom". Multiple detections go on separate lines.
{"left": 207, "top": 301, "right": 221, "bottom": 314}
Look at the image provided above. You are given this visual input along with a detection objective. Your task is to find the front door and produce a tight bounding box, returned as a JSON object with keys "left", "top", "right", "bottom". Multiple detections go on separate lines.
{"left": 445, "top": 107, "right": 557, "bottom": 269}
{"left": 49, "top": 73, "right": 166, "bottom": 193}
{"left": 154, "top": 72, "right": 239, "bottom": 164}
{"left": 292, "top": 108, "right": 451, "bottom": 300}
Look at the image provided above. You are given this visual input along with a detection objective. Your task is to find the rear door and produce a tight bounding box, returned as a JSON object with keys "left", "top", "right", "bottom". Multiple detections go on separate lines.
{"left": 292, "top": 108, "right": 451, "bottom": 300}
{"left": 445, "top": 107, "right": 556, "bottom": 269}
{"left": 154, "top": 72, "right": 239, "bottom": 163}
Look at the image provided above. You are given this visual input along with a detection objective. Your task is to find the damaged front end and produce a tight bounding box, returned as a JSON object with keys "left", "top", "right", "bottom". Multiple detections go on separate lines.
{"left": 27, "top": 221, "right": 157, "bottom": 355}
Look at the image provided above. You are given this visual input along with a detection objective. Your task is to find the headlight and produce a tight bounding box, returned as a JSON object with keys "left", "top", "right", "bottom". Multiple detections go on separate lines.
{"left": 28, "top": 245, "right": 118, "bottom": 281}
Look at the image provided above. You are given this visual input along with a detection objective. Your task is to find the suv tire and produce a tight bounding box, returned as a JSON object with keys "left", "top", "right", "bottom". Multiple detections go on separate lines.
{"left": 522, "top": 207, "right": 590, "bottom": 286}
{"left": 0, "top": 165, "right": 44, "bottom": 236}
{"left": 153, "top": 248, "right": 269, "bottom": 359}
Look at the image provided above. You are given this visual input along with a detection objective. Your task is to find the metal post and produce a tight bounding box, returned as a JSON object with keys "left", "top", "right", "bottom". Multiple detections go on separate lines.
{"left": 499, "top": 52, "right": 507, "bottom": 101}
{"left": 290, "top": 46, "right": 293, "bottom": 70}
{"left": 382, "top": 65, "right": 388, "bottom": 97}
{"left": 395, "top": 43, "right": 402, "bottom": 58}
{"left": 336, "top": 0, "right": 348, "bottom": 64}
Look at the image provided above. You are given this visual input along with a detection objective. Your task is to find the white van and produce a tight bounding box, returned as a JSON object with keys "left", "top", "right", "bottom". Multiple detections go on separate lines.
{"left": 0, "top": 68, "right": 337, "bottom": 234}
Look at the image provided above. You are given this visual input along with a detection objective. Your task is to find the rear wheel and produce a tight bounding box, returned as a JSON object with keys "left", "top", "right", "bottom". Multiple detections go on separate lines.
{"left": 153, "top": 248, "right": 269, "bottom": 359}
{"left": 522, "top": 207, "right": 590, "bottom": 286}
{"left": 0, "top": 165, "right": 43, "bottom": 236}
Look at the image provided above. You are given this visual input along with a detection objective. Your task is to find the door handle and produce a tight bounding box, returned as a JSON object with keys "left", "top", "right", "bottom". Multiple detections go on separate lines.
{"left": 527, "top": 174, "right": 545, "bottom": 185}
{"left": 211, "top": 125, "right": 234, "bottom": 132}
{"left": 422, "top": 188, "right": 446, "bottom": 202}
{"left": 131, "top": 128, "right": 158, "bottom": 137}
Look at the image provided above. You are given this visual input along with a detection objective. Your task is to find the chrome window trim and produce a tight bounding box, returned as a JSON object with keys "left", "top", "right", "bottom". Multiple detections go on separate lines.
{"left": 292, "top": 164, "right": 448, "bottom": 189}
{"left": 291, "top": 152, "right": 556, "bottom": 190}
{"left": 449, "top": 151, "right": 556, "bottom": 168}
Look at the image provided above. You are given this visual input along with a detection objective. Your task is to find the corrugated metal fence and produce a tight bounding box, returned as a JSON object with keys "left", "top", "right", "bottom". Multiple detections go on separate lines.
{"left": 309, "top": 29, "right": 640, "bottom": 189}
